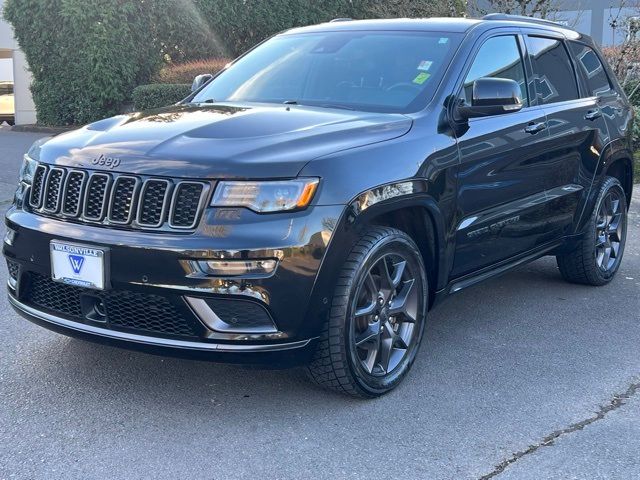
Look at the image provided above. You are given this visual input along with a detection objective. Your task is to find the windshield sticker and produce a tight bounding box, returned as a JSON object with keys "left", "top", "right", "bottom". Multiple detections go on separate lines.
{"left": 438, "top": 37, "right": 449, "bottom": 44}
{"left": 413, "top": 72, "right": 431, "bottom": 85}
{"left": 417, "top": 60, "right": 433, "bottom": 72}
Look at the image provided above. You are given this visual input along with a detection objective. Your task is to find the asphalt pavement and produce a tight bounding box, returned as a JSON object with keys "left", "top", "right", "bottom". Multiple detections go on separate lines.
{"left": 0, "top": 125, "right": 639, "bottom": 479}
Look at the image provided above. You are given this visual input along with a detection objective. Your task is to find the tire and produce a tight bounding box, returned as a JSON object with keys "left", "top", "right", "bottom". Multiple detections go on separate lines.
{"left": 556, "top": 176, "right": 628, "bottom": 286}
{"left": 307, "top": 226, "right": 428, "bottom": 398}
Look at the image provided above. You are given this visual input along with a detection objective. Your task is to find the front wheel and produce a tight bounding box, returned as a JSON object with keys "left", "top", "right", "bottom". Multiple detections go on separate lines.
{"left": 556, "top": 176, "right": 628, "bottom": 285}
{"left": 307, "top": 227, "right": 428, "bottom": 398}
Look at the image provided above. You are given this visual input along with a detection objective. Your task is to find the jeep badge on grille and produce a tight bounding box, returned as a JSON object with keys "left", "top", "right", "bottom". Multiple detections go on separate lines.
{"left": 91, "top": 154, "right": 121, "bottom": 169}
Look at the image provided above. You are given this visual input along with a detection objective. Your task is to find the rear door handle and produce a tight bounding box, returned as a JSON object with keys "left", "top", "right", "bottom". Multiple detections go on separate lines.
{"left": 525, "top": 122, "right": 547, "bottom": 134}
{"left": 585, "top": 109, "right": 602, "bottom": 121}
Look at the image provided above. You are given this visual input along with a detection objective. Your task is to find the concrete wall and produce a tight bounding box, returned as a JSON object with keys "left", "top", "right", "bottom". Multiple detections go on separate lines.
{"left": 0, "top": 0, "right": 36, "bottom": 125}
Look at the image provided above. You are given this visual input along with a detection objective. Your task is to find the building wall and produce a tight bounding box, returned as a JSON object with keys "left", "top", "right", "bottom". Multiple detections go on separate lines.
{"left": 475, "top": 0, "right": 632, "bottom": 46}
{"left": 0, "top": 0, "right": 36, "bottom": 125}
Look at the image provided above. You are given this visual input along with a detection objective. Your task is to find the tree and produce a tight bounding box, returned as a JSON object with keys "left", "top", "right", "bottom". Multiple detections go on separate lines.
{"left": 470, "top": 0, "right": 555, "bottom": 18}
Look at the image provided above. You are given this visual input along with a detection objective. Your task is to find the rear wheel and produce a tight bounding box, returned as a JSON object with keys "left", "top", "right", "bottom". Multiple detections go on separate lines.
{"left": 556, "top": 176, "right": 628, "bottom": 285}
{"left": 307, "top": 227, "right": 428, "bottom": 398}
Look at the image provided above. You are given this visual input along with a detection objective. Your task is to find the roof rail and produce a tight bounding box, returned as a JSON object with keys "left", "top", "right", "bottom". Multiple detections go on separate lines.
{"left": 329, "top": 18, "right": 353, "bottom": 23}
{"left": 482, "top": 13, "right": 573, "bottom": 30}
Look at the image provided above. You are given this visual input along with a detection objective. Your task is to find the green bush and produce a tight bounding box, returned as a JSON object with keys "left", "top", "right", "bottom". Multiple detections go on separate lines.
{"left": 3, "top": 0, "right": 466, "bottom": 125}
{"left": 154, "top": 58, "right": 230, "bottom": 84}
{"left": 2, "top": 0, "right": 219, "bottom": 125}
{"left": 132, "top": 84, "right": 191, "bottom": 111}
{"left": 195, "top": 0, "right": 467, "bottom": 57}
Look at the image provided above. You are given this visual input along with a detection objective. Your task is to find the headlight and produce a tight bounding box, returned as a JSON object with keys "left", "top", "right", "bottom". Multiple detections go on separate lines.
{"left": 20, "top": 137, "right": 50, "bottom": 185}
{"left": 26, "top": 136, "right": 50, "bottom": 162}
{"left": 211, "top": 178, "right": 319, "bottom": 213}
{"left": 19, "top": 155, "right": 38, "bottom": 184}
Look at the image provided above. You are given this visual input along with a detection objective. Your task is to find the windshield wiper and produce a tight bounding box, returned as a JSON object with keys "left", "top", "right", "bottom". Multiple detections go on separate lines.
{"left": 190, "top": 98, "right": 216, "bottom": 104}
{"left": 283, "top": 100, "right": 354, "bottom": 111}
{"left": 317, "top": 103, "right": 355, "bottom": 111}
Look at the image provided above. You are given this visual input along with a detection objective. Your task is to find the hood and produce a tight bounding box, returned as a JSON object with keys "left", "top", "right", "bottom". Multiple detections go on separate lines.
{"left": 39, "top": 103, "right": 413, "bottom": 179}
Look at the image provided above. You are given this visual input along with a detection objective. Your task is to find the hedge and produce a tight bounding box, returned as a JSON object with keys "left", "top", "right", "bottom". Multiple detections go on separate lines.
{"left": 132, "top": 84, "right": 191, "bottom": 111}
{"left": 195, "top": 0, "right": 467, "bottom": 57}
{"left": 2, "top": 0, "right": 219, "bottom": 125}
{"left": 3, "top": 0, "right": 466, "bottom": 125}
{"left": 154, "top": 58, "right": 230, "bottom": 84}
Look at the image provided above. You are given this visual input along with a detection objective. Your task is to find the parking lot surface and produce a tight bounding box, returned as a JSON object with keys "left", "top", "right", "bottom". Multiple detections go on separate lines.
{"left": 1, "top": 126, "right": 639, "bottom": 479}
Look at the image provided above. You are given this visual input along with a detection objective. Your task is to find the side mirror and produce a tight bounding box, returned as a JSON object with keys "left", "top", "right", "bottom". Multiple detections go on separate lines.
{"left": 191, "top": 74, "right": 213, "bottom": 92}
{"left": 458, "top": 77, "right": 523, "bottom": 120}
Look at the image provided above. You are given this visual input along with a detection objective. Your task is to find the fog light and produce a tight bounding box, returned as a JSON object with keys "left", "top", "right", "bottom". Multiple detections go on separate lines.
{"left": 4, "top": 228, "right": 16, "bottom": 246}
{"left": 196, "top": 259, "right": 278, "bottom": 277}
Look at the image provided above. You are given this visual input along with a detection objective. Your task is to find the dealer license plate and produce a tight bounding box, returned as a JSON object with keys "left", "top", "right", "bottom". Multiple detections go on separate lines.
{"left": 50, "top": 241, "right": 106, "bottom": 290}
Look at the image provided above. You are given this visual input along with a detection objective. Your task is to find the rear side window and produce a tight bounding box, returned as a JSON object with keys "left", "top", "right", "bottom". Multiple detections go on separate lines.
{"left": 526, "top": 36, "right": 579, "bottom": 104}
{"left": 462, "top": 35, "right": 528, "bottom": 106}
{"left": 568, "top": 42, "right": 615, "bottom": 98}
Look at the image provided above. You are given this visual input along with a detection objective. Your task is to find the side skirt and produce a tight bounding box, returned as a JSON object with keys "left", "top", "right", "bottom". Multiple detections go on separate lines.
{"left": 431, "top": 239, "right": 564, "bottom": 307}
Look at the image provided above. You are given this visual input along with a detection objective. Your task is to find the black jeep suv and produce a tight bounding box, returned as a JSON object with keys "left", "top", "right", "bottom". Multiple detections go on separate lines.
{"left": 5, "top": 15, "right": 633, "bottom": 397}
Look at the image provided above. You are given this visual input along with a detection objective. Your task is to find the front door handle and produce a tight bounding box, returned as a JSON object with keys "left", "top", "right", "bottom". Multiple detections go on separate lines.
{"left": 585, "top": 109, "right": 602, "bottom": 121}
{"left": 525, "top": 122, "right": 547, "bottom": 134}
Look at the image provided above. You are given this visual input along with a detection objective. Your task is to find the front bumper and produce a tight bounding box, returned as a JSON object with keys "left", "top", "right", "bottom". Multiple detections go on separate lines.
{"left": 4, "top": 203, "right": 345, "bottom": 365}
{"left": 8, "top": 294, "right": 316, "bottom": 366}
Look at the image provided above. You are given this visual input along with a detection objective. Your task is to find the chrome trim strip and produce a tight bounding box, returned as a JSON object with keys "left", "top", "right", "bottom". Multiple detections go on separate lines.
{"left": 61, "top": 170, "right": 87, "bottom": 217}
{"left": 42, "top": 167, "right": 66, "bottom": 213}
{"left": 107, "top": 175, "right": 141, "bottom": 225}
{"left": 137, "top": 179, "right": 172, "bottom": 227}
{"left": 9, "top": 294, "right": 311, "bottom": 352}
{"left": 83, "top": 172, "right": 112, "bottom": 221}
{"left": 167, "top": 181, "right": 208, "bottom": 230}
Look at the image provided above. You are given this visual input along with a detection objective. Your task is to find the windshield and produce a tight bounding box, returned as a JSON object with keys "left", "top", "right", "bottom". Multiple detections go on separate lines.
{"left": 192, "top": 31, "right": 462, "bottom": 113}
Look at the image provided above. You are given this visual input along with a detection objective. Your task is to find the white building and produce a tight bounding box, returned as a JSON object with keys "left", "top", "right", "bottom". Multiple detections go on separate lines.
{"left": 0, "top": 0, "right": 36, "bottom": 125}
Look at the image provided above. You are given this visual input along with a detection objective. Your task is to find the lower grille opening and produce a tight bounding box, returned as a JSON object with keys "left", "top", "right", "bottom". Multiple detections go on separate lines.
{"left": 24, "top": 273, "right": 200, "bottom": 338}
{"left": 6, "top": 260, "right": 19, "bottom": 281}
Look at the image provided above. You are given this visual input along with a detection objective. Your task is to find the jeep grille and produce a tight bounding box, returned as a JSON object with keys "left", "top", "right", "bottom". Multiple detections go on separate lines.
{"left": 28, "top": 165, "right": 210, "bottom": 231}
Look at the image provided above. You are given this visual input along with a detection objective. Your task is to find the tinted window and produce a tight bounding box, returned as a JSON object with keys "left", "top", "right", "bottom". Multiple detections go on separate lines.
{"left": 568, "top": 42, "right": 614, "bottom": 97}
{"left": 192, "top": 31, "right": 462, "bottom": 113}
{"left": 527, "top": 37, "right": 579, "bottom": 104}
{"left": 462, "top": 36, "right": 528, "bottom": 106}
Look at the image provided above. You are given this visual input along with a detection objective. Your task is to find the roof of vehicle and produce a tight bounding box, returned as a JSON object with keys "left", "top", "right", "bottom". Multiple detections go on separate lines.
{"left": 286, "top": 18, "right": 482, "bottom": 35}
{"left": 285, "top": 15, "right": 585, "bottom": 41}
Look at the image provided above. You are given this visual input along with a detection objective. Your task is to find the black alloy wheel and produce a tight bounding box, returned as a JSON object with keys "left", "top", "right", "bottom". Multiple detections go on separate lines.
{"left": 308, "top": 227, "right": 428, "bottom": 398}
{"left": 350, "top": 252, "right": 420, "bottom": 377}
{"left": 594, "top": 188, "right": 625, "bottom": 273}
{"left": 557, "top": 176, "right": 628, "bottom": 285}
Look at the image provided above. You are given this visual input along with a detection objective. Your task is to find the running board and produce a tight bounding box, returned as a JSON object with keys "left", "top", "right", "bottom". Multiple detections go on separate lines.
{"left": 445, "top": 241, "right": 562, "bottom": 295}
